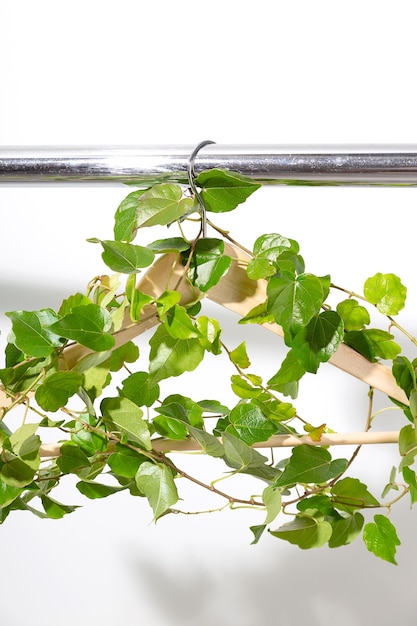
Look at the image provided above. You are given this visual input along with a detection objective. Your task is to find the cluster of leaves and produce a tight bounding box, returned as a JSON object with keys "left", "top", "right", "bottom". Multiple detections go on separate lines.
{"left": 0, "top": 169, "right": 414, "bottom": 565}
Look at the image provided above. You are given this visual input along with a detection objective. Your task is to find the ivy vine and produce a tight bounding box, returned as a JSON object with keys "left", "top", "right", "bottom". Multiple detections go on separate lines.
{"left": 1, "top": 169, "right": 415, "bottom": 565}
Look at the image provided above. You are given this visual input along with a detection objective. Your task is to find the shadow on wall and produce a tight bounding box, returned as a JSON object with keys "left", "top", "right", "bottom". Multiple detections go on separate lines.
{"left": 124, "top": 497, "right": 417, "bottom": 626}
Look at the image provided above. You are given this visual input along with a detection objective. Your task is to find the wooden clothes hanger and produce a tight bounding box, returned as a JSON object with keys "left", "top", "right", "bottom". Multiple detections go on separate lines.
{"left": 0, "top": 238, "right": 407, "bottom": 453}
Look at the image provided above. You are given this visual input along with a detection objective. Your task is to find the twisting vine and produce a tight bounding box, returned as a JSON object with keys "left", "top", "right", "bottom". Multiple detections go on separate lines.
{"left": 1, "top": 168, "right": 416, "bottom": 565}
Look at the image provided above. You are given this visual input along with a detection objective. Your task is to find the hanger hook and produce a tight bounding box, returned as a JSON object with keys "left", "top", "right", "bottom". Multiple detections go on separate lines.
{"left": 187, "top": 140, "right": 215, "bottom": 237}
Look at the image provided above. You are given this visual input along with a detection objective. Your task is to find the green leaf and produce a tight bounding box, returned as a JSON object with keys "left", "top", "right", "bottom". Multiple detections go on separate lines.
{"left": 0, "top": 478, "right": 22, "bottom": 507}
{"left": 362, "top": 329, "right": 401, "bottom": 360}
{"left": 0, "top": 425, "right": 41, "bottom": 487}
{"left": 229, "top": 342, "right": 251, "bottom": 369}
{"left": 154, "top": 394, "right": 204, "bottom": 428}
{"left": 328, "top": 512, "right": 364, "bottom": 548}
{"left": 363, "top": 514, "right": 401, "bottom": 564}
{"left": 70, "top": 414, "right": 107, "bottom": 456}
{"left": 230, "top": 375, "right": 263, "bottom": 399}
{"left": 336, "top": 298, "right": 370, "bottom": 331}
{"left": 156, "top": 290, "right": 181, "bottom": 318}
{"left": 398, "top": 424, "right": 417, "bottom": 469}
{"left": 56, "top": 441, "right": 92, "bottom": 474}
{"left": 50, "top": 304, "right": 115, "bottom": 352}
{"left": 101, "top": 396, "right": 151, "bottom": 450}
{"left": 253, "top": 233, "right": 299, "bottom": 261}
{"left": 238, "top": 301, "right": 275, "bottom": 326}
{"left": 270, "top": 515, "right": 333, "bottom": 549}
{"left": 148, "top": 324, "right": 205, "bottom": 385}
{"left": 187, "top": 238, "right": 232, "bottom": 292}
{"left": 392, "top": 355, "right": 416, "bottom": 399}
{"left": 114, "top": 189, "right": 147, "bottom": 241}
{"left": 164, "top": 305, "right": 202, "bottom": 340}
{"left": 291, "top": 311, "right": 344, "bottom": 373}
{"left": 343, "top": 330, "right": 376, "bottom": 362}
{"left": 120, "top": 371, "right": 160, "bottom": 408}
{"left": 262, "top": 485, "right": 282, "bottom": 524}
{"left": 195, "top": 168, "right": 261, "bottom": 213}
{"left": 107, "top": 447, "right": 147, "bottom": 478}
{"left": 267, "top": 272, "right": 325, "bottom": 338}
{"left": 197, "top": 399, "right": 229, "bottom": 415}
{"left": 135, "top": 461, "right": 178, "bottom": 520}
{"left": 96, "top": 240, "right": 155, "bottom": 273}
{"left": 228, "top": 402, "right": 277, "bottom": 445}
{"left": 5, "top": 309, "right": 64, "bottom": 357}
{"left": 402, "top": 466, "right": 417, "bottom": 505}
{"left": 247, "top": 257, "right": 276, "bottom": 280}
{"left": 186, "top": 425, "right": 225, "bottom": 458}
{"left": 195, "top": 316, "right": 222, "bottom": 354}
{"left": 147, "top": 237, "right": 190, "bottom": 253}
{"left": 107, "top": 341, "right": 140, "bottom": 371}
{"left": 76, "top": 481, "right": 126, "bottom": 499}
{"left": 136, "top": 184, "right": 193, "bottom": 228}
{"left": 41, "top": 494, "right": 79, "bottom": 519}
{"left": 58, "top": 293, "right": 93, "bottom": 317}
{"left": 267, "top": 349, "right": 306, "bottom": 399}
{"left": 331, "top": 477, "right": 379, "bottom": 513}
{"left": 363, "top": 273, "right": 407, "bottom": 315}
{"left": 35, "top": 371, "right": 83, "bottom": 412}
{"left": 221, "top": 431, "right": 269, "bottom": 471}
{"left": 250, "top": 524, "right": 267, "bottom": 545}
{"left": 274, "top": 445, "right": 348, "bottom": 488}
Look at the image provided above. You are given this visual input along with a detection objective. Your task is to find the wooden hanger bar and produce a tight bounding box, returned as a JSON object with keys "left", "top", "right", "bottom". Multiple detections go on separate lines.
{"left": 2, "top": 144, "right": 417, "bottom": 185}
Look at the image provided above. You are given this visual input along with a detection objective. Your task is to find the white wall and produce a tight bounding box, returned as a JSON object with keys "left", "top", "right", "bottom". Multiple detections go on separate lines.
{"left": 1, "top": 2, "right": 417, "bottom": 624}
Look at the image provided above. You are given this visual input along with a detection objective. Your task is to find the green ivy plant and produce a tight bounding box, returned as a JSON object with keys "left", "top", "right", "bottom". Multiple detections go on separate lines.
{"left": 0, "top": 169, "right": 415, "bottom": 565}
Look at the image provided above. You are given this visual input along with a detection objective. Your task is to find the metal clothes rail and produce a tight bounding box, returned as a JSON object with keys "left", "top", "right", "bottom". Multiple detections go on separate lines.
{"left": 1, "top": 144, "right": 417, "bottom": 185}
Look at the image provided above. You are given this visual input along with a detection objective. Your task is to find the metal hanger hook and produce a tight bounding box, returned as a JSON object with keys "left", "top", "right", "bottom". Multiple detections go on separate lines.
{"left": 187, "top": 140, "right": 215, "bottom": 237}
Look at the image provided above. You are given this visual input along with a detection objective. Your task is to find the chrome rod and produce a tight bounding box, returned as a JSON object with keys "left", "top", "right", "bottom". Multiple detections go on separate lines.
{"left": 1, "top": 144, "right": 417, "bottom": 185}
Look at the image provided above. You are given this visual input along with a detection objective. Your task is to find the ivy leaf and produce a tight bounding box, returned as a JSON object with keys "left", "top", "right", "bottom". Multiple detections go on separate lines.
{"left": 363, "top": 514, "right": 401, "bottom": 564}
{"left": 0, "top": 424, "right": 41, "bottom": 488}
{"left": 50, "top": 304, "right": 115, "bottom": 352}
{"left": 221, "top": 431, "right": 269, "bottom": 471}
{"left": 343, "top": 330, "right": 375, "bottom": 362}
{"left": 76, "top": 481, "right": 126, "bottom": 499}
{"left": 328, "top": 512, "right": 364, "bottom": 548}
{"left": 362, "top": 329, "right": 401, "bottom": 360}
{"left": 120, "top": 371, "right": 160, "bottom": 408}
{"left": 195, "top": 168, "right": 261, "bottom": 213}
{"left": 91, "top": 239, "right": 155, "bottom": 273}
{"left": 363, "top": 273, "right": 407, "bottom": 315}
{"left": 136, "top": 184, "right": 193, "bottom": 228}
{"left": 164, "top": 305, "right": 202, "bottom": 340}
{"left": 267, "top": 349, "right": 306, "bottom": 399}
{"left": 402, "top": 466, "right": 417, "bottom": 505}
{"left": 230, "top": 375, "right": 263, "bottom": 399}
{"left": 331, "top": 477, "right": 379, "bottom": 514}
{"left": 147, "top": 237, "right": 190, "bottom": 253}
{"left": 195, "top": 316, "right": 222, "bottom": 354}
{"left": 135, "top": 461, "right": 178, "bottom": 520}
{"left": 186, "top": 425, "right": 225, "bottom": 458}
{"left": 267, "top": 272, "right": 325, "bottom": 338}
{"left": 41, "top": 495, "right": 79, "bottom": 519}
{"left": 246, "top": 257, "right": 276, "bottom": 280}
{"left": 107, "top": 447, "right": 147, "bottom": 478}
{"left": 274, "top": 445, "right": 348, "bottom": 488}
{"left": 187, "top": 238, "right": 232, "bottom": 292}
{"left": 392, "top": 355, "right": 417, "bottom": 399}
{"left": 114, "top": 189, "right": 147, "bottom": 241}
{"left": 148, "top": 325, "right": 205, "bottom": 385}
{"left": 262, "top": 485, "right": 282, "bottom": 524}
{"left": 228, "top": 402, "right": 277, "bottom": 445}
{"left": 0, "top": 478, "right": 22, "bottom": 508}
{"left": 56, "top": 441, "right": 91, "bottom": 474}
{"left": 291, "top": 311, "right": 344, "bottom": 373}
{"left": 398, "top": 424, "right": 417, "bottom": 470}
{"left": 270, "top": 515, "right": 333, "bottom": 549}
{"left": 229, "top": 342, "right": 251, "bottom": 369}
{"left": 107, "top": 342, "right": 139, "bottom": 371}
{"left": 250, "top": 524, "right": 267, "bottom": 545}
{"left": 58, "top": 293, "right": 93, "bottom": 317}
{"left": 101, "top": 396, "right": 151, "bottom": 450}
{"left": 253, "top": 233, "right": 299, "bottom": 260}
{"left": 336, "top": 298, "right": 370, "bottom": 331}
{"left": 5, "top": 309, "right": 64, "bottom": 357}
{"left": 35, "top": 371, "right": 83, "bottom": 412}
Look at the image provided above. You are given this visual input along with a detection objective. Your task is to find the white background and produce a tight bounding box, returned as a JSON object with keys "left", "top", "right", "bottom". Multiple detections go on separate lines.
{"left": 1, "top": 1, "right": 417, "bottom": 624}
